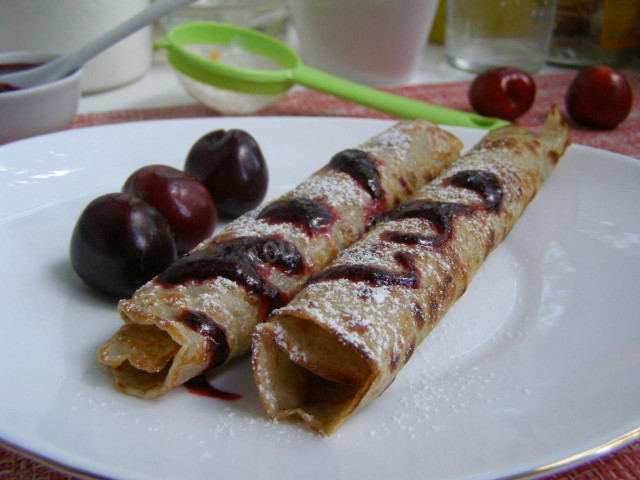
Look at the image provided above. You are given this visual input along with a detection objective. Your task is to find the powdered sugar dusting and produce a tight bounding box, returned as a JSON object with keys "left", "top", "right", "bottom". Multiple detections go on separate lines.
{"left": 362, "top": 128, "right": 412, "bottom": 158}
{"left": 291, "top": 170, "right": 372, "bottom": 209}
{"left": 122, "top": 120, "right": 449, "bottom": 332}
{"left": 260, "top": 124, "right": 554, "bottom": 433}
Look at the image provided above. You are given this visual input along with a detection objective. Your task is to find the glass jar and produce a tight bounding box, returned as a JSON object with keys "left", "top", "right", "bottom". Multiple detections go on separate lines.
{"left": 548, "top": 0, "right": 640, "bottom": 67}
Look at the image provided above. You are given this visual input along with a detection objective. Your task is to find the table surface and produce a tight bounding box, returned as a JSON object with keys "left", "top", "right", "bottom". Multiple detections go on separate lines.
{"left": 2, "top": 36, "right": 639, "bottom": 480}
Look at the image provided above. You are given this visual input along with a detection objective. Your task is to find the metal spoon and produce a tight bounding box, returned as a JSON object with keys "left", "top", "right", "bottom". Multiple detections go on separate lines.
{"left": 0, "top": 0, "right": 197, "bottom": 90}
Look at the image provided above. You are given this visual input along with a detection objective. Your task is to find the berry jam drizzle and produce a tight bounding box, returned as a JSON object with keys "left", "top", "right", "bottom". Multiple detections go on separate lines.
{"left": 329, "top": 149, "right": 383, "bottom": 202}
{"left": 179, "top": 310, "right": 229, "bottom": 368}
{"left": 380, "top": 200, "right": 474, "bottom": 248}
{"left": 310, "top": 169, "right": 503, "bottom": 289}
{"left": 0, "top": 83, "right": 17, "bottom": 93}
{"left": 447, "top": 170, "right": 503, "bottom": 212}
{"left": 0, "top": 62, "right": 41, "bottom": 93}
{"left": 184, "top": 375, "right": 242, "bottom": 401}
{"left": 309, "top": 251, "right": 419, "bottom": 288}
{"left": 257, "top": 198, "right": 335, "bottom": 236}
{"left": 156, "top": 236, "right": 306, "bottom": 314}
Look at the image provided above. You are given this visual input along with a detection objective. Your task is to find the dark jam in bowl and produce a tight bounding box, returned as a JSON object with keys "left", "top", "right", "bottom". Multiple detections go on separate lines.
{"left": 0, "top": 62, "right": 41, "bottom": 92}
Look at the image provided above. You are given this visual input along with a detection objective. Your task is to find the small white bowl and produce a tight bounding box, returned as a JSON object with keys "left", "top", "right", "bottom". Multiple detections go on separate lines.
{"left": 0, "top": 52, "right": 82, "bottom": 144}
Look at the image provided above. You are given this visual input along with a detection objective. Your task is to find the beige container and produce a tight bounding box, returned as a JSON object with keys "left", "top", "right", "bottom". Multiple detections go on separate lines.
{"left": 0, "top": 0, "right": 152, "bottom": 93}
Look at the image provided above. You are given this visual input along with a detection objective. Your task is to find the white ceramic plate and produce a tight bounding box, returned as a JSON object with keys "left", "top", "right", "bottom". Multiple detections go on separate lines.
{"left": 1, "top": 118, "right": 639, "bottom": 480}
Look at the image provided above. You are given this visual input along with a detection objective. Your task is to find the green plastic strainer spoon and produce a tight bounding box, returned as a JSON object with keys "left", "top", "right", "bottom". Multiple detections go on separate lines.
{"left": 155, "top": 22, "right": 510, "bottom": 130}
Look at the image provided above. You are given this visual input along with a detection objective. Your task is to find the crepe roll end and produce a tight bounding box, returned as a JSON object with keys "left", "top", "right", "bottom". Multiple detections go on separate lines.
{"left": 252, "top": 317, "right": 375, "bottom": 435}
{"left": 97, "top": 299, "right": 221, "bottom": 399}
{"left": 483, "top": 105, "right": 570, "bottom": 164}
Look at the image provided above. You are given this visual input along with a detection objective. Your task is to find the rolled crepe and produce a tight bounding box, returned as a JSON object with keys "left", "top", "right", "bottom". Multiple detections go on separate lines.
{"left": 252, "top": 107, "right": 570, "bottom": 435}
{"left": 98, "top": 119, "right": 463, "bottom": 399}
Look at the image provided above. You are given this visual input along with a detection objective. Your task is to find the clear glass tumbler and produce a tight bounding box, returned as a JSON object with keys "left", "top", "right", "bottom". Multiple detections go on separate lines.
{"left": 445, "top": 0, "right": 558, "bottom": 73}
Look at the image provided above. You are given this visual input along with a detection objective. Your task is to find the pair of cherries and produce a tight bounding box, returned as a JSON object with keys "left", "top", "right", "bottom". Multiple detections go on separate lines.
{"left": 70, "top": 129, "right": 268, "bottom": 298}
{"left": 470, "top": 65, "right": 632, "bottom": 130}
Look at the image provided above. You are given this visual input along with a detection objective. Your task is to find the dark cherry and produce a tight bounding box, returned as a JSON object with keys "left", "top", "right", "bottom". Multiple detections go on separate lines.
{"left": 185, "top": 129, "right": 268, "bottom": 219}
{"left": 123, "top": 165, "right": 217, "bottom": 254}
{"left": 469, "top": 67, "right": 536, "bottom": 121}
{"left": 70, "top": 193, "right": 177, "bottom": 298}
{"left": 565, "top": 66, "right": 632, "bottom": 129}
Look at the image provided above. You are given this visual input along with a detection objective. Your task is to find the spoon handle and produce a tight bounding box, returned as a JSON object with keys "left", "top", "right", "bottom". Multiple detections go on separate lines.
{"left": 0, "top": 0, "right": 197, "bottom": 89}
{"left": 291, "top": 65, "right": 509, "bottom": 130}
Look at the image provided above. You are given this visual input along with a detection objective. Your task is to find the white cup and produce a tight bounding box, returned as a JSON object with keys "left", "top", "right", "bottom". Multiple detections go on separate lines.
{"left": 0, "top": 0, "right": 152, "bottom": 93}
{"left": 290, "top": 0, "right": 439, "bottom": 85}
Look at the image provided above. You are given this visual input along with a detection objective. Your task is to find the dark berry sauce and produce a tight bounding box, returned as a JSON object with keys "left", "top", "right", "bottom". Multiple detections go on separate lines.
{"left": 308, "top": 169, "right": 504, "bottom": 291}
{"left": 380, "top": 200, "right": 474, "bottom": 249}
{"left": 257, "top": 198, "right": 335, "bottom": 236}
{"left": 156, "top": 236, "right": 305, "bottom": 315}
{"left": 0, "top": 83, "right": 17, "bottom": 93}
{"left": 329, "top": 149, "right": 383, "bottom": 202}
{"left": 184, "top": 375, "right": 242, "bottom": 401}
{"left": 309, "top": 251, "right": 419, "bottom": 288}
{"left": 0, "top": 62, "right": 40, "bottom": 93}
{"left": 447, "top": 170, "right": 503, "bottom": 212}
{"left": 178, "top": 310, "right": 229, "bottom": 368}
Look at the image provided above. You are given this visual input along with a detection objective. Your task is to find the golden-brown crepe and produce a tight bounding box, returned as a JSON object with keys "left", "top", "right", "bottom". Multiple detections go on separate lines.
{"left": 98, "top": 119, "right": 463, "bottom": 399}
{"left": 252, "top": 107, "right": 570, "bottom": 435}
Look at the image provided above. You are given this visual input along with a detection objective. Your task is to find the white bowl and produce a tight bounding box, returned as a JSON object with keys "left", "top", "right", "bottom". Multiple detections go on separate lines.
{"left": 0, "top": 52, "right": 82, "bottom": 144}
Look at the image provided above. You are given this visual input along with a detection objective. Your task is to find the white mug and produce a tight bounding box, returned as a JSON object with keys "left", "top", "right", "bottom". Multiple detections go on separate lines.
{"left": 290, "top": 0, "right": 439, "bottom": 85}
{"left": 0, "top": 0, "right": 152, "bottom": 93}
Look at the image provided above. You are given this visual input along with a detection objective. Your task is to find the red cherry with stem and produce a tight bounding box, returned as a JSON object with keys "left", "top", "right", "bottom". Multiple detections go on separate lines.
{"left": 469, "top": 67, "right": 536, "bottom": 121}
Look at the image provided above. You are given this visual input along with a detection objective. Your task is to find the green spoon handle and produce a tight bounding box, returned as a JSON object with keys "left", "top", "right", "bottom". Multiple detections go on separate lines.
{"left": 291, "top": 65, "right": 509, "bottom": 130}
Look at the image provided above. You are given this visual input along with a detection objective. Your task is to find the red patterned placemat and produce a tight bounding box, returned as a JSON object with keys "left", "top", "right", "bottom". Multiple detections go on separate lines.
{"left": 0, "top": 446, "right": 85, "bottom": 480}
{"left": 3, "top": 71, "right": 639, "bottom": 480}
{"left": 68, "top": 71, "right": 640, "bottom": 159}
